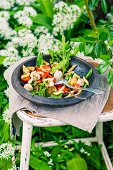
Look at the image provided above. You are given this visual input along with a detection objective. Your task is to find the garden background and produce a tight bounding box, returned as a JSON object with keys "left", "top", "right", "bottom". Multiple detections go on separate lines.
{"left": 0, "top": 0, "right": 113, "bottom": 169}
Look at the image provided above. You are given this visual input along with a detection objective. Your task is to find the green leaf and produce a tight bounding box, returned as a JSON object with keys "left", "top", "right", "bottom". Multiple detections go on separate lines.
{"left": 99, "top": 54, "right": 111, "bottom": 61}
{"left": 67, "top": 155, "right": 87, "bottom": 170}
{"left": 79, "top": 43, "right": 85, "bottom": 52}
{"left": 0, "top": 56, "right": 6, "bottom": 65}
{"left": 94, "top": 41, "right": 106, "bottom": 57}
{"left": 30, "top": 156, "right": 51, "bottom": 170}
{"left": 44, "top": 126, "right": 64, "bottom": 133}
{"left": 0, "top": 80, "right": 7, "bottom": 91}
{"left": 36, "top": 53, "right": 43, "bottom": 66}
{"left": 85, "top": 44, "right": 94, "bottom": 55}
{"left": 31, "top": 14, "right": 52, "bottom": 30}
{"left": 99, "top": 32, "right": 108, "bottom": 41}
{"left": 101, "top": 0, "right": 108, "bottom": 14}
{"left": 98, "top": 61, "right": 110, "bottom": 74}
{"left": 107, "top": 69, "right": 113, "bottom": 88}
{"left": 37, "top": 0, "right": 54, "bottom": 19}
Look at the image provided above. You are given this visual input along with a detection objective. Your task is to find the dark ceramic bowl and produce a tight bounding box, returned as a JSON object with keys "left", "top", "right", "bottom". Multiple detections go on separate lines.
{"left": 11, "top": 56, "right": 100, "bottom": 107}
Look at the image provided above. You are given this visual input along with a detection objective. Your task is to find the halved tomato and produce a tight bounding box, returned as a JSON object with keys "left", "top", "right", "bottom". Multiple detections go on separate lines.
{"left": 21, "top": 76, "right": 31, "bottom": 82}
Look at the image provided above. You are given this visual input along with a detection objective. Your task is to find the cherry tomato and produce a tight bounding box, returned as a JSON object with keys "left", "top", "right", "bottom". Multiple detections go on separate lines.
{"left": 55, "top": 84, "right": 63, "bottom": 90}
{"left": 43, "top": 72, "right": 50, "bottom": 78}
{"left": 41, "top": 65, "right": 51, "bottom": 73}
{"left": 63, "top": 87, "right": 69, "bottom": 93}
{"left": 35, "top": 66, "right": 42, "bottom": 72}
{"left": 21, "top": 76, "right": 31, "bottom": 82}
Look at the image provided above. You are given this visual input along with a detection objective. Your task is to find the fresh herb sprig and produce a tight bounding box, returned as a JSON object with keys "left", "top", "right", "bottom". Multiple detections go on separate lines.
{"left": 49, "top": 35, "right": 72, "bottom": 74}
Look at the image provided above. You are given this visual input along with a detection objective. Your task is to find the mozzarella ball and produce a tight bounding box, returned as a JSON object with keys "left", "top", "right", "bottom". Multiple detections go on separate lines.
{"left": 54, "top": 70, "right": 63, "bottom": 81}
{"left": 24, "top": 84, "right": 33, "bottom": 91}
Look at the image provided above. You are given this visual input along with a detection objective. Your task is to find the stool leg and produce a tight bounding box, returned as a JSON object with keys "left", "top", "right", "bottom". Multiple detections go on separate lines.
{"left": 20, "top": 122, "right": 33, "bottom": 170}
{"left": 96, "top": 122, "right": 113, "bottom": 170}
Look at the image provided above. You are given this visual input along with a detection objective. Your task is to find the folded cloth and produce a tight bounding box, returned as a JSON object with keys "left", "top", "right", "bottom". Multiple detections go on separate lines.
{"left": 4, "top": 57, "right": 111, "bottom": 136}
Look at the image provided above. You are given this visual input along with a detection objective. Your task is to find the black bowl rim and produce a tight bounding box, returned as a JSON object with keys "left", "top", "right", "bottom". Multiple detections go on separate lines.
{"left": 11, "top": 56, "right": 99, "bottom": 107}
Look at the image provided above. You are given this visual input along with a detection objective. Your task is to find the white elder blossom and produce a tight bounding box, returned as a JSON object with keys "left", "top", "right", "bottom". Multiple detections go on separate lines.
{"left": 14, "top": 6, "right": 37, "bottom": 27}
{"left": 0, "top": 47, "right": 20, "bottom": 67}
{"left": 0, "top": 18, "right": 16, "bottom": 40}
{"left": 16, "top": 0, "right": 35, "bottom": 6}
{"left": 80, "top": 147, "right": 90, "bottom": 156}
{"left": 38, "top": 33, "right": 60, "bottom": 54}
{"left": 52, "top": 1, "right": 81, "bottom": 36}
{"left": 0, "top": 0, "right": 15, "bottom": 10}
{"left": 8, "top": 28, "right": 38, "bottom": 57}
{"left": 48, "top": 158, "right": 54, "bottom": 166}
{"left": 0, "top": 11, "right": 10, "bottom": 20}
{"left": 0, "top": 143, "right": 15, "bottom": 160}
{"left": 2, "top": 108, "right": 10, "bottom": 124}
{"left": 35, "top": 26, "right": 48, "bottom": 36}
{"left": 44, "top": 151, "right": 51, "bottom": 157}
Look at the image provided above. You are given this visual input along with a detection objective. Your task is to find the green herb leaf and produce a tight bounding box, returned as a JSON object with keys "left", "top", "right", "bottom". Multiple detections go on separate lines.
{"left": 50, "top": 93, "right": 62, "bottom": 98}
{"left": 36, "top": 53, "right": 43, "bottom": 66}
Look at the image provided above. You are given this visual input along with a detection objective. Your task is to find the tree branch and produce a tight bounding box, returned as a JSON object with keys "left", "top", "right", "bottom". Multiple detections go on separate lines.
{"left": 84, "top": 0, "right": 97, "bottom": 32}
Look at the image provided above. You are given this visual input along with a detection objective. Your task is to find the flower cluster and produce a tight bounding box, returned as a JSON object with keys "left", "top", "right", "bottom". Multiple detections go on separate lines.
{"left": 37, "top": 33, "right": 60, "bottom": 54}
{"left": 0, "top": 0, "right": 15, "bottom": 10}
{"left": 2, "top": 108, "right": 10, "bottom": 124}
{"left": 0, "top": 0, "right": 35, "bottom": 9}
{"left": 80, "top": 147, "right": 90, "bottom": 156}
{"left": 0, "top": 11, "right": 16, "bottom": 40}
{"left": 14, "top": 6, "right": 37, "bottom": 27}
{"left": 35, "top": 26, "right": 48, "bottom": 36}
{"left": 0, "top": 143, "right": 15, "bottom": 160}
{"left": 0, "top": 47, "right": 20, "bottom": 67}
{"left": 52, "top": 1, "right": 81, "bottom": 36}
{"left": 44, "top": 151, "right": 54, "bottom": 167}
{"left": 16, "top": 0, "right": 35, "bottom": 6}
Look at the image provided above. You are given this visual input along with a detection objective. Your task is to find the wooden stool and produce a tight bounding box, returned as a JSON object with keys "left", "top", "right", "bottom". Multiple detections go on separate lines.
{"left": 16, "top": 60, "right": 113, "bottom": 170}
{"left": 16, "top": 89, "right": 113, "bottom": 170}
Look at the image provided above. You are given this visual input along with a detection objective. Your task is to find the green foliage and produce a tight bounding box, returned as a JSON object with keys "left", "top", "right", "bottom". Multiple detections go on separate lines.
{"left": 67, "top": 155, "right": 87, "bottom": 170}
{"left": 50, "top": 35, "right": 71, "bottom": 74}
{"left": 36, "top": 53, "right": 43, "bottom": 66}
{"left": 30, "top": 156, "right": 51, "bottom": 170}
{"left": 37, "top": 0, "right": 54, "bottom": 19}
{"left": 101, "top": 0, "right": 108, "bottom": 14}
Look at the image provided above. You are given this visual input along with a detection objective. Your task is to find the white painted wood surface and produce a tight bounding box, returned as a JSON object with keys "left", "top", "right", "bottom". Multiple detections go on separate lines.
{"left": 16, "top": 110, "right": 113, "bottom": 170}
